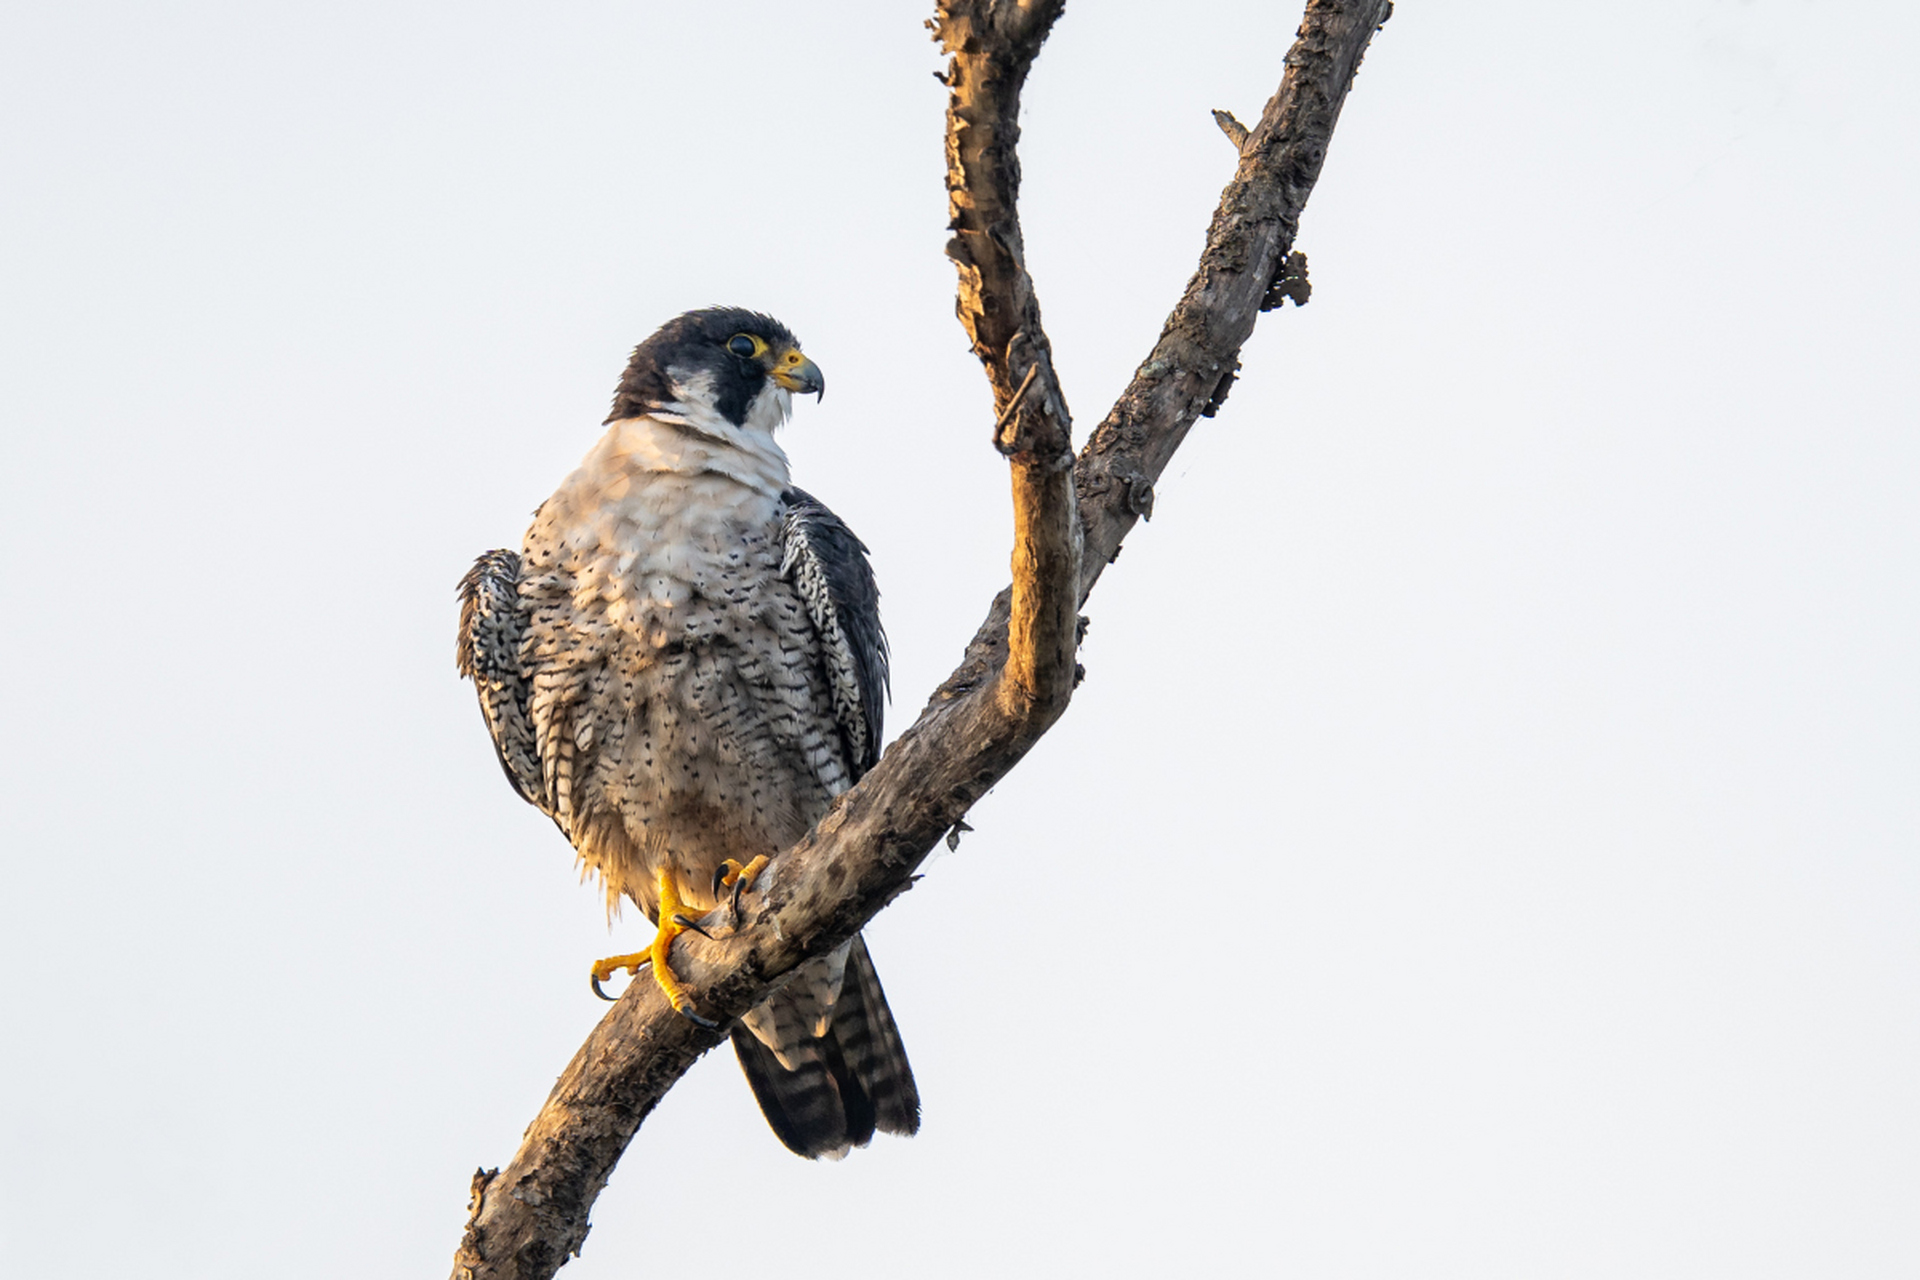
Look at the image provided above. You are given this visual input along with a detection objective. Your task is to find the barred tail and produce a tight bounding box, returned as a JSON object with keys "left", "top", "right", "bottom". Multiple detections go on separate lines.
{"left": 731, "top": 934, "right": 920, "bottom": 1159}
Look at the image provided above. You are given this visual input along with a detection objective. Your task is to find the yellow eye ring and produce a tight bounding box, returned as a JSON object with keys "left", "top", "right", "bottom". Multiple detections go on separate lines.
{"left": 727, "top": 334, "right": 760, "bottom": 358}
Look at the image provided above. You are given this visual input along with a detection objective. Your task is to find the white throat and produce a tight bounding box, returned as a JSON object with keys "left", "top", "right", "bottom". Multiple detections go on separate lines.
{"left": 597, "top": 378, "right": 794, "bottom": 498}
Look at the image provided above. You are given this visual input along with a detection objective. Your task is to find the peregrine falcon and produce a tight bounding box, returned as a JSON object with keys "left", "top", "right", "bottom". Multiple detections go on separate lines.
{"left": 456, "top": 307, "right": 919, "bottom": 1159}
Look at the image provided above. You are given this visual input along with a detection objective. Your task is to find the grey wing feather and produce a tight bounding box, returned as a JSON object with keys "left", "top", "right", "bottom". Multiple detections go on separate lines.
{"left": 780, "top": 488, "right": 889, "bottom": 775}
{"left": 456, "top": 549, "right": 547, "bottom": 808}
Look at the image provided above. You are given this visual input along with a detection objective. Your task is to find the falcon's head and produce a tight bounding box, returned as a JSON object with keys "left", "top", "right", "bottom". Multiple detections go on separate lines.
{"left": 606, "top": 307, "right": 825, "bottom": 430}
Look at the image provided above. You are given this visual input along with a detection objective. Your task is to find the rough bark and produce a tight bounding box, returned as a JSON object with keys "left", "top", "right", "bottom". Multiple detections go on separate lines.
{"left": 1072, "top": 0, "right": 1390, "bottom": 602}
{"left": 451, "top": 3, "right": 1392, "bottom": 1276}
{"left": 933, "top": 0, "right": 1081, "bottom": 723}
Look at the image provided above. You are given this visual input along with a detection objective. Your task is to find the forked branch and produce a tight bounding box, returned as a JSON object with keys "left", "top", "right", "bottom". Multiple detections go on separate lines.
{"left": 451, "top": 4, "right": 1392, "bottom": 1276}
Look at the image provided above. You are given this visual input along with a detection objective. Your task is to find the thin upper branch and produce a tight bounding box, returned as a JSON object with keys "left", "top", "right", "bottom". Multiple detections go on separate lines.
{"left": 1073, "top": 0, "right": 1393, "bottom": 601}
{"left": 451, "top": 3, "right": 1391, "bottom": 1276}
{"left": 933, "top": 0, "right": 1080, "bottom": 716}
{"left": 933, "top": 0, "right": 1071, "bottom": 458}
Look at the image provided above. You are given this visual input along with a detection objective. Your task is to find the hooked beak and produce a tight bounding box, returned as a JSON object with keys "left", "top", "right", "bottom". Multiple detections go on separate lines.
{"left": 769, "top": 349, "right": 825, "bottom": 400}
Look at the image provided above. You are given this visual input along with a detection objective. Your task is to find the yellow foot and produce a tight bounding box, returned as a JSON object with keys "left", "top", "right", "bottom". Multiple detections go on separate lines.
{"left": 588, "top": 869, "right": 719, "bottom": 1027}
{"left": 711, "top": 855, "right": 771, "bottom": 918}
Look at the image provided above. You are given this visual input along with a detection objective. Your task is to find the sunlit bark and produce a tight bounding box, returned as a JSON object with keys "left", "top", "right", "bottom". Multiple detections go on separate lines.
{"left": 451, "top": 3, "right": 1394, "bottom": 1275}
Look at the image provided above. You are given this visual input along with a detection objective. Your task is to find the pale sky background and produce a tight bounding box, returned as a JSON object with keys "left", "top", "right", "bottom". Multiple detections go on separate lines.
{"left": 3, "top": 2, "right": 1916, "bottom": 1276}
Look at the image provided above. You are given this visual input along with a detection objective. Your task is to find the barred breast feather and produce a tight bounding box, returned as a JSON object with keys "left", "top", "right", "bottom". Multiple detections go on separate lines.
{"left": 458, "top": 394, "right": 917, "bottom": 1160}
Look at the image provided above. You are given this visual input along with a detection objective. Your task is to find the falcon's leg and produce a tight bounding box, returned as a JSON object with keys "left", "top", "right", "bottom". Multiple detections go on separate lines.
{"left": 589, "top": 869, "right": 717, "bottom": 1027}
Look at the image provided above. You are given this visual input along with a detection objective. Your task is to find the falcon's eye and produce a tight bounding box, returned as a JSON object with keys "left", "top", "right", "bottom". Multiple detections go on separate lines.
{"left": 727, "top": 334, "right": 759, "bottom": 358}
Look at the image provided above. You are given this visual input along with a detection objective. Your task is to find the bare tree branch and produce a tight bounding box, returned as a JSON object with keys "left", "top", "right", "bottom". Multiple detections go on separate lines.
{"left": 933, "top": 0, "right": 1081, "bottom": 721}
{"left": 1212, "top": 108, "right": 1251, "bottom": 152}
{"left": 934, "top": 0, "right": 1068, "bottom": 437}
{"left": 1074, "top": 0, "right": 1391, "bottom": 602}
{"left": 450, "top": 3, "right": 1392, "bottom": 1276}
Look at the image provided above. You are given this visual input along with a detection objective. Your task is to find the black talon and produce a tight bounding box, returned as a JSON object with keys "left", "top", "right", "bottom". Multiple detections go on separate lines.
{"left": 712, "top": 866, "right": 731, "bottom": 898}
{"left": 675, "top": 1005, "right": 719, "bottom": 1030}
{"left": 672, "top": 913, "right": 714, "bottom": 940}
{"left": 591, "top": 972, "right": 621, "bottom": 1002}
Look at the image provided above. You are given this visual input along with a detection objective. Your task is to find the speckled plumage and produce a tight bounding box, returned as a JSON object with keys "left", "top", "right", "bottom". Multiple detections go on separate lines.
{"left": 458, "top": 308, "right": 916, "bottom": 1159}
